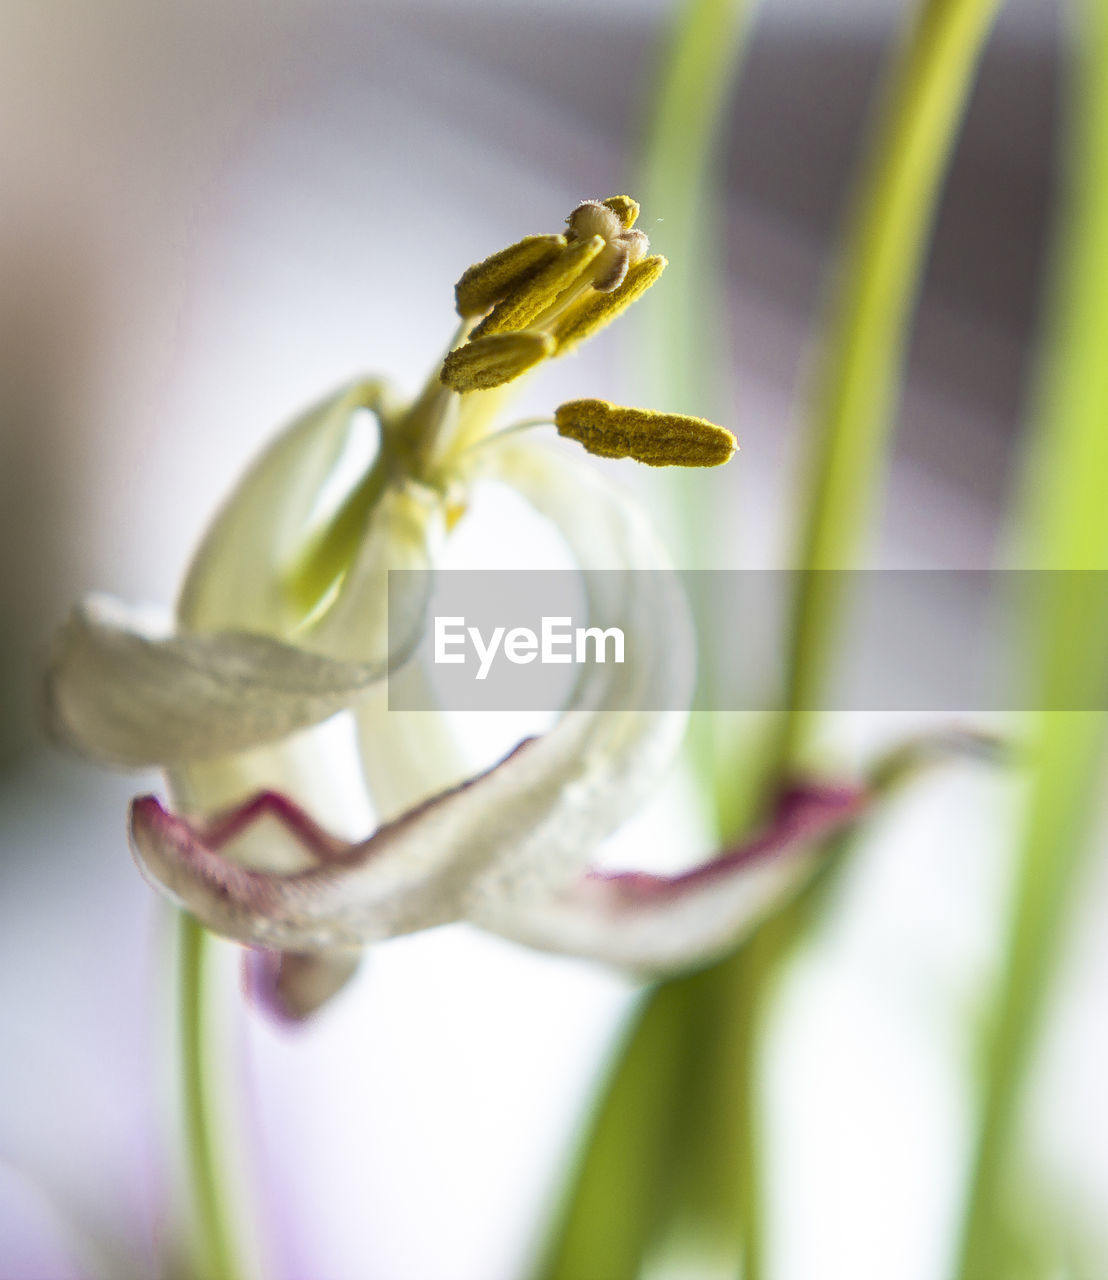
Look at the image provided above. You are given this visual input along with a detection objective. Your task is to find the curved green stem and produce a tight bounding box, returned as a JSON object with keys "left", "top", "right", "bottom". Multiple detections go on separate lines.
{"left": 955, "top": 2, "right": 1108, "bottom": 1273}
{"left": 774, "top": 0, "right": 1003, "bottom": 777}
{"left": 539, "top": 4, "right": 1003, "bottom": 1279}
{"left": 179, "top": 914, "right": 248, "bottom": 1280}
{"left": 532, "top": 4, "right": 754, "bottom": 1278}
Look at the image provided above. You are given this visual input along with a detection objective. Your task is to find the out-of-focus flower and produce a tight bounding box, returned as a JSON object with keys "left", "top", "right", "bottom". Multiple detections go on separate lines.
{"left": 44, "top": 197, "right": 861, "bottom": 1020}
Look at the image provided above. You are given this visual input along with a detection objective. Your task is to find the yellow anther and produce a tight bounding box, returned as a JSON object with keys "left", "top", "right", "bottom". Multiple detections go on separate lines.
{"left": 440, "top": 331, "right": 556, "bottom": 393}
{"left": 470, "top": 235, "right": 605, "bottom": 339}
{"left": 555, "top": 399, "right": 737, "bottom": 468}
{"left": 602, "top": 195, "right": 640, "bottom": 229}
{"left": 440, "top": 198, "right": 660, "bottom": 395}
{"left": 454, "top": 234, "right": 567, "bottom": 318}
{"left": 553, "top": 255, "right": 667, "bottom": 352}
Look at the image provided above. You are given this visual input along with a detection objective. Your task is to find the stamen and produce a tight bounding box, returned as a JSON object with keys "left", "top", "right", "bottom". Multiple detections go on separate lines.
{"left": 470, "top": 235, "right": 605, "bottom": 339}
{"left": 601, "top": 195, "right": 640, "bottom": 229}
{"left": 555, "top": 399, "right": 737, "bottom": 467}
{"left": 439, "top": 198, "right": 664, "bottom": 395}
{"left": 440, "top": 331, "right": 556, "bottom": 393}
{"left": 553, "top": 255, "right": 667, "bottom": 351}
{"left": 454, "top": 234, "right": 567, "bottom": 318}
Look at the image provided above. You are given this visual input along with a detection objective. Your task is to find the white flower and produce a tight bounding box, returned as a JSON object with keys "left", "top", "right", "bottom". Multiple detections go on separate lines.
{"left": 44, "top": 198, "right": 862, "bottom": 1019}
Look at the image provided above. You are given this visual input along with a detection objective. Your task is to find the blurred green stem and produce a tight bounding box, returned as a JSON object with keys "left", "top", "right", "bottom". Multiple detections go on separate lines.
{"left": 639, "top": 0, "right": 749, "bottom": 420}
{"left": 774, "top": 0, "right": 1002, "bottom": 778}
{"left": 539, "top": 3, "right": 1001, "bottom": 1278}
{"left": 955, "top": 3, "right": 1108, "bottom": 1274}
{"left": 179, "top": 914, "right": 247, "bottom": 1280}
{"left": 535, "top": 3, "right": 753, "bottom": 1276}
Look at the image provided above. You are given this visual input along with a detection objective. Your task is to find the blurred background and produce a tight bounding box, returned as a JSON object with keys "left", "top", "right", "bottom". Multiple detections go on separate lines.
{"left": 3, "top": 1, "right": 1103, "bottom": 1278}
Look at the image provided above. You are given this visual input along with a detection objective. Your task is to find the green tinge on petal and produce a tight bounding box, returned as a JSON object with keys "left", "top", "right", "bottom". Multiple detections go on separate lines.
{"left": 454, "top": 234, "right": 568, "bottom": 318}
{"left": 179, "top": 379, "right": 395, "bottom": 636}
{"left": 296, "top": 484, "right": 435, "bottom": 665}
{"left": 553, "top": 254, "right": 667, "bottom": 352}
{"left": 440, "top": 331, "right": 556, "bottom": 392}
{"left": 470, "top": 235, "right": 605, "bottom": 339}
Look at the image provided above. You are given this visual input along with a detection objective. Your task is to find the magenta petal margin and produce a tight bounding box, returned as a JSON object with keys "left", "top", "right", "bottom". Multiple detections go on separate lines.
{"left": 587, "top": 782, "right": 865, "bottom": 904}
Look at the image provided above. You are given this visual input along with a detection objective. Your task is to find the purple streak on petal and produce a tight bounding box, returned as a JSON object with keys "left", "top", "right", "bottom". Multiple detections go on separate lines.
{"left": 127, "top": 751, "right": 522, "bottom": 947}
{"left": 242, "top": 947, "right": 362, "bottom": 1025}
{"left": 585, "top": 781, "right": 866, "bottom": 904}
{"left": 199, "top": 790, "right": 353, "bottom": 862}
{"left": 243, "top": 948, "right": 292, "bottom": 1024}
{"left": 130, "top": 794, "right": 288, "bottom": 914}
{"left": 128, "top": 743, "right": 537, "bottom": 935}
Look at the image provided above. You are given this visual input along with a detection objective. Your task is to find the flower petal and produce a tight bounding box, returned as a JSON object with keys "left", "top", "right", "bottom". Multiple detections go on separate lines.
{"left": 455, "top": 438, "right": 695, "bottom": 905}
{"left": 178, "top": 378, "right": 396, "bottom": 633}
{"left": 296, "top": 485, "right": 437, "bottom": 664}
{"left": 44, "top": 594, "right": 390, "bottom": 767}
{"left": 244, "top": 947, "right": 362, "bottom": 1022}
{"left": 128, "top": 440, "right": 695, "bottom": 948}
{"left": 128, "top": 759, "right": 554, "bottom": 947}
{"left": 354, "top": 660, "right": 472, "bottom": 823}
{"left": 178, "top": 376, "right": 436, "bottom": 666}
{"left": 471, "top": 783, "right": 867, "bottom": 976}
{"left": 132, "top": 727, "right": 678, "bottom": 948}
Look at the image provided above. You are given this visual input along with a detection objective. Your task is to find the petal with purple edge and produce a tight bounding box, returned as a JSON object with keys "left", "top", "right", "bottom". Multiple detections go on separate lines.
{"left": 244, "top": 947, "right": 362, "bottom": 1023}
{"left": 127, "top": 436, "right": 698, "bottom": 952}
{"left": 468, "top": 784, "right": 867, "bottom": 976}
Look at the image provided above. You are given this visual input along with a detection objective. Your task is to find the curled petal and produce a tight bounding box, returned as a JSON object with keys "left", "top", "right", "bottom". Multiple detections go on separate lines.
{"left": 454, "top": 438, "right": 696, "bottom": 906}
{"left": 128, "top": 437, "right": 694, "bottom": 949}
{"left": 44, "top": 595, "right": 390, "bottom": 768}
{"left": 179, "top": 378, "right": 396, "bottom": 634}
{"left": 129, "top": 777, "right": 863, "bottom": 973}
{"left": 128, "top": 746, "right": 581, "bottom": 947}
{"left": 470, "top": 784, "right": 867, "bottom": 976}
{"left": 244, "top": 947, "right": 362, "bottom": 1022}
{"left": 178, "top": 376, "right": 436, "bottom": 667}
{"left": 354, "top": 663, "right": 472, "bottom": 824}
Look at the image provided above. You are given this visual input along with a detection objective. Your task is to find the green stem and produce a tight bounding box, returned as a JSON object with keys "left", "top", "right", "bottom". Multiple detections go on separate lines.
{"left": 179, "top": 914, "right": 246, "bottom": 1280}
{"left": 774, "top": 0, "right": 1003, "bottom": 777}
{"left": 532, "top": 5, "right": 754, "bottom": 1278}
{"left": 955, "top": 2, "right": 1108, "bottom": 1272}
{"left": 639, "top": 0, "right": 750, "bottom": 421}
{"left": 667, "top": 1, "right": 1002, "bottom": 1272}
{"left": 539, "top": 4, "right": 1003, "bottom": 1277}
